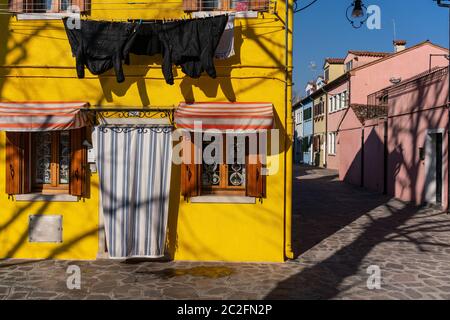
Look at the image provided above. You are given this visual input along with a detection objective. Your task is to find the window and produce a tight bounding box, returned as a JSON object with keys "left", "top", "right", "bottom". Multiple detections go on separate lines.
{"left": 32, "top": 131, "right": 70, "bottom": 194}
{"left": 314, "top": 100, "right": 324, "bottom": 117}
{"left": 8, "top": 0, "right": 88, "bottom": 13}
{"left": 183, "top": 0, "right": 270, "bottom": 11}
{"left": 302, "top": 136, "right": 310, "bottom": 153}
{"left": 336, "top": 94, "right": 341, "bottom": 110}
{"left": 303, "top": 107, "right": 312, "bottom": 120}
{"left": 313, "top": 136, "right": 320, "bottom": 152}
{"left": 342, "top": 91, "right": 348, "bottom": 108}
{"left": 328, "top": 132, "right": 337, "bottom": 155}
{"left": 345, "top": 60, "right": 353, "bottom": 72}
{"left": 181, "top": 133, "right": 266, "bottom": 198}
{"left": 201, "top": 137, "right": 246, "bottom": 195}
{"left": 295, "top": 111, "right": 302, "bottom": 124}
{"left": 5, "top": 129, "right": 87, "bottom": 196}
{"left": 378, "top": 93, "right": 388, "bottom": 106}
{"left": 324, "top": 68, "right": 330, "bottom": 82}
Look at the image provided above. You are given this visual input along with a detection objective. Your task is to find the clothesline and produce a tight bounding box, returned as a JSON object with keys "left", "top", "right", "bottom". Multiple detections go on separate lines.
{"left": 62, "top": 14, "right": 235, "bottom": 84}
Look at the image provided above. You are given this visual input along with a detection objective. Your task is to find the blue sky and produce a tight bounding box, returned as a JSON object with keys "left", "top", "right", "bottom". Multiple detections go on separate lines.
{"left": 293, "top": 0, "right": 449, "bottom": 97}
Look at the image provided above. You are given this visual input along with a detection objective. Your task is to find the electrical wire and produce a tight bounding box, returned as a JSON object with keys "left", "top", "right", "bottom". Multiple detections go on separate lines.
{"left": 294, "top": 0, "right": 318, "bottom": 13}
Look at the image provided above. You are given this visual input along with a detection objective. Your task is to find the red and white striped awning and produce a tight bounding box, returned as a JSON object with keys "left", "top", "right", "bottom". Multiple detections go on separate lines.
{"left": 0, "top": 101, "right": 90, "bottom": 132}
{"left": 175, "top": 102, "right": 274, "bottom": 131}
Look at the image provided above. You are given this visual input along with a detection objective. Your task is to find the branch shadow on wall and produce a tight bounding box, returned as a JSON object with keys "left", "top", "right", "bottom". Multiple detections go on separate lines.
{"left": 276, "top": 70, "right": 450, "bottom": 299}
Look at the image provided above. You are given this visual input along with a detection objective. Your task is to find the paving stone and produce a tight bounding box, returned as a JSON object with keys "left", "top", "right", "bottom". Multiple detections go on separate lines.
{"left": 1, "top": 166, "right": 450, "bottom": 300}
{"left": 6, "top": 292, "right": 28, "bottom": 300}
{"left": 0, "top": 287, "right": 10, "bottom": 295}
{"left": 163, "top": 287, "right": 199, "bottom": 299}
{"left": 28, "top": 291, "right": 59, "bottom": 300}
{"left": 404, "top": 289, "right": 423, "bottom": 299}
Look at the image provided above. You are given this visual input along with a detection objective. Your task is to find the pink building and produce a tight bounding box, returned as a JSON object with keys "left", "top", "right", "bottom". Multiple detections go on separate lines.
{"left": 326, "top": 41, "right": 448, "bottom": 183}
{"left": 338, "top": 67, "right": 449, "bottom": 209}
{"left": 386, "top": 68, "right": 449, "bottom": 208}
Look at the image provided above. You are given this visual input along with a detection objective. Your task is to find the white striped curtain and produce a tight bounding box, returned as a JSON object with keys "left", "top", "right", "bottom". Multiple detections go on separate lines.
{"left": 97, "top": 127, "right": 173, "bottom": 258}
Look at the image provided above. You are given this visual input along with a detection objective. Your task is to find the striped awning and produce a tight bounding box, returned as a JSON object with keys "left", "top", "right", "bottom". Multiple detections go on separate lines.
{"left": 0, "top": 101, "right": 90, "bottom": 132}
{"left": 175, "top": 102, "right": 274, "bottom": 131}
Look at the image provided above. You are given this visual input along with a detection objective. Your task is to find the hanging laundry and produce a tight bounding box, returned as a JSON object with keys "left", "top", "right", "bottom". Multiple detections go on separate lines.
{"left": 215, "top": 15, "right": 235, "bottom": 60}
{"left": 63, "top": 18, "right": 140, "bottom": 83}
{"left": 157, "top": 15, "right": 228, "bottom": 85}
{"left": 129, "top": 23, "right": 162, "bottom": 57}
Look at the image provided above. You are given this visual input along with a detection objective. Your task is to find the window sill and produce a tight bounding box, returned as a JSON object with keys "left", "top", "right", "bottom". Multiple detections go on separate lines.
{"left": 15, "top": 193, "right": 79, "bottom": 202}
{"left": 190, "top": 195, "right": 256, "bottom": 204}
{"left": 191, "top": 11, "right": 259, "bottom": 19}
{"left": 16, "top": 13, "right": 80, "bottom": 21}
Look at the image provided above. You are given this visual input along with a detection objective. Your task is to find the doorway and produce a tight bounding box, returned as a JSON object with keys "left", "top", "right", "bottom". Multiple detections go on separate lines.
{"left": 425, "top": 131, "right": 444, "bottom": 205}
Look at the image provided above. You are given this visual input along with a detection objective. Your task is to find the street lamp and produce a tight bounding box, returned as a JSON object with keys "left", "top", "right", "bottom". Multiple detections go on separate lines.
{"left": 346, "top": 0, "right": 368, "bottom": 28}
{"left": 351, "top": 0, "right": 364, "bottom": 17}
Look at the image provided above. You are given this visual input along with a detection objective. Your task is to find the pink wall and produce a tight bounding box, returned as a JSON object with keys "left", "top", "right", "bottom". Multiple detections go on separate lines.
{"left": 344, "top": 53, "right": 382, "bottom": 70}
{"left": 363, "top": 119, "right": 385, "bottom": 193}
{"left": 339, "top": 128, "right": 362, "bottom": 186}
{"left": 338, "top": 107, "right": 363, "bottom": 185}
{"left": 327, "top": 81, "right": 350, "bottom": 170}
{"left": 387, "top": 70, "right": 449, "bottom": 209}
{"left": 351, "top": 43, "right": 448, "bottom": 105}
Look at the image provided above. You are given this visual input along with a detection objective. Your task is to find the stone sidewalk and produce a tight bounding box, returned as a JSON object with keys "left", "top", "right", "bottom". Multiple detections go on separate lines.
{"left": 1, "top": 165, "right": 450, "bottom": 300}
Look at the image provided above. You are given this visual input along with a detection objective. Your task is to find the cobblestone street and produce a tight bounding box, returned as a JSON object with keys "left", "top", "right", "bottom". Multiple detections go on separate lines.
{"left": 1, "top": 165, "right": 450, "bottom": 300}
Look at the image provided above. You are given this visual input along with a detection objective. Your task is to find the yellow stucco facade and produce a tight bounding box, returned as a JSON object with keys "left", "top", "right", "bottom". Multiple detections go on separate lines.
{"left": 324, "top": 61, "right": 345, "bottom": 83}
{"left": 0, "top": 1, "right": 294, "bottom": 262}
{"left": 313, "top": 93, "right": 326, "bottom": 167}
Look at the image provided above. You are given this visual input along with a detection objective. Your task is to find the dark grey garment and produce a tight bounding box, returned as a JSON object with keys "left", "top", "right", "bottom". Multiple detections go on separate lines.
{"left": 157, "top": 15, "right": 228, "bottom": 85}
{"left": 63, "top": 18, "right": 140, "bottom": 83}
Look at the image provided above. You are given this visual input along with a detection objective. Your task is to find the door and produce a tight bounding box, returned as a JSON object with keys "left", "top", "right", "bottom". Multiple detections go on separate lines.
{"left": 425, "top": 132, "right": 443, "bottom": 205}
{"left": 436, "top": 133, "right": 443, "bottom": 204}
{"left": 97, "top": 127, "right": 173, "bottom": 258}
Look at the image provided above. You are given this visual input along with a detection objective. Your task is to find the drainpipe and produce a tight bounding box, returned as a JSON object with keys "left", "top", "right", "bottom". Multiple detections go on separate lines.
{"left": 447, "top": 8, "right": 450, "bottom": 214}
{"left": 383, "top": 119, "right": 388, "bottom": 195}
{"left": 316, "top": 87, "right": 330, "bottom": 167}
{"left": 284, "top": 0, "right": 294, "bottom": 260}
{"left": 361, "top": 125, "right": 365, "bottom": 188}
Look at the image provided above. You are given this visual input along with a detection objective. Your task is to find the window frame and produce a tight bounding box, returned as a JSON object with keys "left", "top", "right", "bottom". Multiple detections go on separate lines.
{"left": 303, "top": 107, "right": 312, "bottom": 121}
{"left": 184, "top": 0, "right": 270, "bottom": 12}
{"left": 8, "top": 0, "right": 87, "bottom": 14}
{"left": 5, "top": 128, "right": 86, "bottom": 197}
{"left": 345, "top": 60, "right": 353, "bottom": 72}
{"left": 201, "top": 134, "right": 247, "bottom": 196}
{"left": 342, "top": 90, "right": 348, "bottom": 108}
{"left": 324, "top": 68, "right": 330, "bottom": 82}
{"left": 328, "top": 132, "right": 337, "bottom": 155}
{"left": 31, "top": 131, "right": 70, "bottom": 195}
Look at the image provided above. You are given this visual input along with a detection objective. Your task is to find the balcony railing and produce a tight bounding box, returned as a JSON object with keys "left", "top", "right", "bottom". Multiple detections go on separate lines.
{"left": 7, "top": 0, "right": 273, "bottom": 14}
{"left": 352, "top": 104, "right": 387, "bottom": 124}
{"left": 184, "top": 0, "right": 272, "bottom": 12}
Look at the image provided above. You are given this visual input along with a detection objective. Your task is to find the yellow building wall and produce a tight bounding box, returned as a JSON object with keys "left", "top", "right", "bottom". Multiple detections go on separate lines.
{"left": 0, "top": 0, "right": 293, "bottom": 262}
{"left": 313, "top": 93, "right": 326, "bottom": 167}
{"left": 324, "top": 62, "right": 345, "bottom": 82}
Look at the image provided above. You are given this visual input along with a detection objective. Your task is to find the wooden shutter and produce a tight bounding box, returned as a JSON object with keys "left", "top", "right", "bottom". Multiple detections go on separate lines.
{"left": 70, "top": 128, "right": 87, "bottom": 197}
{"left": 181, "top": 133, "right": 200, "bottom": 198}
{"left": 5, "top": 132, "right": 30, "bottom": 195}
{"left": 246, "top": 142, "right": 266, "bottom": 198}
{"left": 183, "top": 0, "right": 199, "bottom": 11}
{"left": 250, "top": 0, "right": 269, "bottom": 11}
{"left": 72, "top": 0, "right": 89, "bottom": 13}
